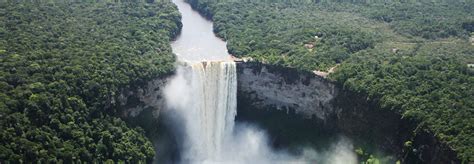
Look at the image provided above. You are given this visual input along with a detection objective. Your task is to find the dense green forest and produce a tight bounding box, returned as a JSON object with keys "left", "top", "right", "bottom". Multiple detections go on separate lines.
{"left": 0, "top": 1, "right": 180, "bottom": 162}
{"left": 186, "top": 0, "right": 474, "bottom": 162}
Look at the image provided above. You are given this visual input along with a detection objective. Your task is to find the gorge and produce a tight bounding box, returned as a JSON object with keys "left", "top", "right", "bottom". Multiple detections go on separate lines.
{"left": 116, "top": 0, "right": 462, "bottom": 163}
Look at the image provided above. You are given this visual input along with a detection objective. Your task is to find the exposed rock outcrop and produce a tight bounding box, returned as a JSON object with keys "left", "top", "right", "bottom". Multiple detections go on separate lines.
{"left": 117, "top": 77, "right": 168, "bottom": 119}
{"left": 237, "top": 62, "right": 337, "bottom": 120}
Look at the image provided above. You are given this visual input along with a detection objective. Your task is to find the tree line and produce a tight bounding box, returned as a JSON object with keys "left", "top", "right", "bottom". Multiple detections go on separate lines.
{"left": 0, "top": 1, "right": 181, "bottom": 162}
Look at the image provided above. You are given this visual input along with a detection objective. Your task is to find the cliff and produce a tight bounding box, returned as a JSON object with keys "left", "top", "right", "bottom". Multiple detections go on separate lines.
{"left": 237, "top": 62, "right": 337, "bottom": 120}
{"left": 117, "top": 61, "right": 460, "bottom": 163}
{"left": 116, "top": 77, "right": 168, "bottom": 119}
{"left": 236, "top": 61, "right": 460, "bottom": 164}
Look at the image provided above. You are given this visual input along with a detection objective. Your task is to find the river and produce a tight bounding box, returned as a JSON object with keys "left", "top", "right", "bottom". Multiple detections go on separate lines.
{"left": 171, "top": 0, "right": 230, "bottom": 62}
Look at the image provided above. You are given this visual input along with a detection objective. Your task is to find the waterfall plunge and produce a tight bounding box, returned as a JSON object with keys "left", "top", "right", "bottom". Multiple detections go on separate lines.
{"left": 164, "top": 61, "right": 237, "bottom": 162}
{"left": 188, "top": 61, "right": 237, "bottom": 160}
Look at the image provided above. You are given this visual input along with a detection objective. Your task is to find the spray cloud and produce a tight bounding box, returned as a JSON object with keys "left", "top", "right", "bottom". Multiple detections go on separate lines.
{"left": 163, "top": 60, "right": 357, "bottom": 164}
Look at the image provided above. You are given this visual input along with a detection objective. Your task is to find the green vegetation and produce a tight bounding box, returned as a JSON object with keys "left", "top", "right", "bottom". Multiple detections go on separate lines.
{"left": 187, "top": 0, "right": 474, "bottom": 162}
{"left": 0, "top": 1, "right": 180, "bottom": 162}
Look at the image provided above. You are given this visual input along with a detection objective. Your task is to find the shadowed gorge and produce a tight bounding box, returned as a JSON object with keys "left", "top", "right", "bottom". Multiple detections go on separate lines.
{"left": 236, "top": 62, "right": 460, "bottom": 163}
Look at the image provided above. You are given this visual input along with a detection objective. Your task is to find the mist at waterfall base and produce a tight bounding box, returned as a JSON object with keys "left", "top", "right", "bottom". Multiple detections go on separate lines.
{"left": 162, "top": 61, "right": 357, "bottom": 164}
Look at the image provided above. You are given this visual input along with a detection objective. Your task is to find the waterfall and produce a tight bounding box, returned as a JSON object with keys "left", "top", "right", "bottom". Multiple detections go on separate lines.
{"left": 165, "top": 60, "right": 237, "bottom": 162}
{"left": 164, "top": 60, "right": 357, "bottom": 164}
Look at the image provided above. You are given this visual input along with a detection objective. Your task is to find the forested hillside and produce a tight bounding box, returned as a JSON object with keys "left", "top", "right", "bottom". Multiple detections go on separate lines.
{"left": 186, "top": 0, "right": 474, "bottom": 162}
{"left": 0, "top": 1, "right": 180, "bottom": 162}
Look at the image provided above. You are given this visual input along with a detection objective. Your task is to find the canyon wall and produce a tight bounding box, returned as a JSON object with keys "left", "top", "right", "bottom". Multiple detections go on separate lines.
{"left": 236, "top": 61, "right": 459, "bottom": 164}
{"left": 236, "top": 62, "right": 337, "bottom": 120}
{"left": 114, "top": 76, "right": 180, "bottom": 163}
{"left": 116, "top": 77, "right": 168, "bottom": 119}
{"left": 115, "top": 61, "right": 459, "bottom": 164}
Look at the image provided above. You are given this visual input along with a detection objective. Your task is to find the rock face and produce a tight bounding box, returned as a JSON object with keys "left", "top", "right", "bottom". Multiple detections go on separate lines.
{"left": 116, "top": 76, "right": 180, "bottom": 163}
{"left": 118, "top": 62, "right": 459, "bottom": 164}
{"left": 117, "top": 77, "right": 168, "bottom": 119}
{"left": 236, "top": 61, "right": 460, "bottom": 164}
{"left": 237, "top": 62, "right": 337, "bottom": 120}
